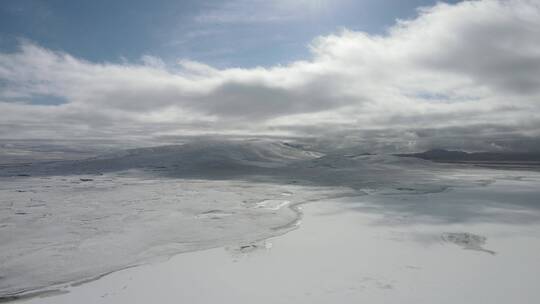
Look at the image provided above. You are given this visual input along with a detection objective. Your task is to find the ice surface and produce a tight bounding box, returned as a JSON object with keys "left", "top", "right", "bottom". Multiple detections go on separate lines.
{"left": 0, "top": 174, "right": 342, "bottom": 298}
{"left": 1, "top": 139, "right": 539, "bottom": 300}
{"left": 19, "top": 180, "right": 540, "bottom": 304}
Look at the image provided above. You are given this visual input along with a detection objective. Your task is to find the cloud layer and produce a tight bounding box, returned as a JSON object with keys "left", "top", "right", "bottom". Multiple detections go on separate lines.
{"left": 1, "top": 0, "right": 539, "bottom": 151}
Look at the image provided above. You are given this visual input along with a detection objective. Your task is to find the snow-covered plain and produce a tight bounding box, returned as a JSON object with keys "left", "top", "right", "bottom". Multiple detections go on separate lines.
{"left": 1, "top": 140, "right": 539, "bottom": 302}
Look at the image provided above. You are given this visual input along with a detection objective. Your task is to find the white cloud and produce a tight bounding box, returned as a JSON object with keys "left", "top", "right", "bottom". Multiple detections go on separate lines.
{"left": 1, "top": 0, "right": 540, "bottom": 151}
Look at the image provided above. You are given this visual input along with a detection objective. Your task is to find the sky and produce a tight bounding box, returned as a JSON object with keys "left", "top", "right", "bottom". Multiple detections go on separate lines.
{"left": 0, "top": 0, "right": 539, "bottom": 152}
{"left": 0, "top": 0, "right": 461, "bottom": 67}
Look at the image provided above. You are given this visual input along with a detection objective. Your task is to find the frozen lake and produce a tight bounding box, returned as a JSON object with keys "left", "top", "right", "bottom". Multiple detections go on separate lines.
{"left": 17, "top": 176, "right": 540, "bottom": 304}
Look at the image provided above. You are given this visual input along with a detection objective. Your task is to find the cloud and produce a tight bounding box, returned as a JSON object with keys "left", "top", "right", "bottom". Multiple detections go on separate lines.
{"left": 1, "top": 0, "right": 540, "bottom": 151}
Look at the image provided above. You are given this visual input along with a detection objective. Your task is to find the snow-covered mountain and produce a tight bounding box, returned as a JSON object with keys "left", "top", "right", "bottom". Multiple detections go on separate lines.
{"left": 0, "top": 140, "right": 323, "bottom": 177}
